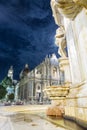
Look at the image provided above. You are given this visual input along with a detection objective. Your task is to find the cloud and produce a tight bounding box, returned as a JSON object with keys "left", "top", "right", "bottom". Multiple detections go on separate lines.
{"left": 0, "top": 0, "right": 58, "bottom": 81}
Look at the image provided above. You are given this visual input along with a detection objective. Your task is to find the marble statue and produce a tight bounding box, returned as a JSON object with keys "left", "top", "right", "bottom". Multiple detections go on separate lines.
{"left": 73, "top": 0, "right": 87, "bottom": 9}
{"left": 55, "top": 26, "right": 67, "bottom": 58}
{"left": 52, "top": 0, "right": 83, "bottom": 20}
{"left": 51, "top": 0, "right": 64, "bottom": 26}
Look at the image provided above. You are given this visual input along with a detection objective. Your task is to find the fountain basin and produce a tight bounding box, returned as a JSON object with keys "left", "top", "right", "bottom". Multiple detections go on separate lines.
{"left": 44, "top": 86, "right": 69, "bottom": 99}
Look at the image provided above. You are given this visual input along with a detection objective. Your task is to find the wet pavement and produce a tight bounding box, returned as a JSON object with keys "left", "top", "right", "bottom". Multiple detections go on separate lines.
{"left": 0, "top": 114, "right": 67, "bottom": 130}
{"left": 11, "top": 114, "right": 66, "bottom": 130}
{"left": 46, "top": 116, "right": 86, "bottom": 130}
{"left": 0, "top": 105, "right": 86, "bottom": 130}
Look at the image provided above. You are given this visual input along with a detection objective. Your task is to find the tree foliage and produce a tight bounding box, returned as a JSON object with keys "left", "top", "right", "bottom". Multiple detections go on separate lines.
{"left": 0, "top": 76, "right": 13, "bottom": 88}
{"left": 0, "top": 85, "right": 6, "bottom": 99}
{"left": 0, "top": 76, "right": 14, "bottom": 100}
{"left": 8, "top": 93, "right": 14, "bottom": 101}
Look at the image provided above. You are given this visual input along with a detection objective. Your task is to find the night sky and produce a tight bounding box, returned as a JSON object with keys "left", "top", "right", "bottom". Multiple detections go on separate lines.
{"left": 0, "top": 0, "right": 58, "bottom": 81}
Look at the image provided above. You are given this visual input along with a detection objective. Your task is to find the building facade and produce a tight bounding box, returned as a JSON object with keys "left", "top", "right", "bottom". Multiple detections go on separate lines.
{"left": 19, "top": 54, "right": 65, "bottom": 103}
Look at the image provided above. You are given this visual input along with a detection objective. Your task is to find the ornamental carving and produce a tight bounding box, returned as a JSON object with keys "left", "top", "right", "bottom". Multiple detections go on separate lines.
{"left": 51, "top": 0, "right": 83, "bottom": 20}
{"left": 51, "top": 0, "right": 64, "bottom": 26}
{"left": 55, "top": 26, "right": 67, "bottom": 58}
{"left": 73, "top": 0, "right": 87, "bottom": 9}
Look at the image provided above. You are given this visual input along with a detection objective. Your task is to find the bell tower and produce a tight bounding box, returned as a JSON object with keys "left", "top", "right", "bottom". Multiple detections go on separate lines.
{"left": 7, "top": 66, "right": 13, "bottom": 80}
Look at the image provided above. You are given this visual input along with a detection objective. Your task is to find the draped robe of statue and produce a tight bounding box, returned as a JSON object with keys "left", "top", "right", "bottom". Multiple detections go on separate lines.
{"left": 55, "top": 26, "right": 67, "bottom": 58}
{"left": 51, "top": 0, "right": 87, "bottom": 21}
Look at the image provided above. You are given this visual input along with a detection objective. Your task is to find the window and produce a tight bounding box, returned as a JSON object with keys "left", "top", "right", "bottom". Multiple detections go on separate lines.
{"left": 38, "top": 86, "right": 40, "bottom": 90}
{"left": 53, "top": 67, "right": 57, "bottom": 77}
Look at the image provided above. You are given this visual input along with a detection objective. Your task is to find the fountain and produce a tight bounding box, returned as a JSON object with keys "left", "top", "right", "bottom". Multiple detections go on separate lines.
{"left": 44, "top": 24, "right": 71, "bottom": 117}
{"left": 44, "top": 84, "right": 69, "bottom": 117}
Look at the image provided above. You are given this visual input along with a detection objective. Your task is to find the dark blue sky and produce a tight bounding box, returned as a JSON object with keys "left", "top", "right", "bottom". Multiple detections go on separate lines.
{"left": 0, "top": 0, "right": 58, "bottom": 81}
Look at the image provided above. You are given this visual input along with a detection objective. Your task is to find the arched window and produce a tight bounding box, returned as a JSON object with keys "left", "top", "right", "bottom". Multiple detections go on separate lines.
{"left": 38, "top": 86, "right": 40, "bottom": 90}
{"left": 53, "top": 67, "right": 57, "bottom": 77}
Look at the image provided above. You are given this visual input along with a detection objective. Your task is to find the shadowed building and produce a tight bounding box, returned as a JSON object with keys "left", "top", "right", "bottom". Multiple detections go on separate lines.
{"left": 19, "top": 64, "right": 30, "bottom": 101}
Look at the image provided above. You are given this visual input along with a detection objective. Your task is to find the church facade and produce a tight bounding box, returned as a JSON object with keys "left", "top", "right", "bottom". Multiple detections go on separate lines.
{"left": 19, "top": 54, "right": 65, "bottom": 103}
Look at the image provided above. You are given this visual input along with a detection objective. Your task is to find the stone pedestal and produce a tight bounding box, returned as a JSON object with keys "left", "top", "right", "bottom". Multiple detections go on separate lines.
{"left": 59, "top": 57, "right": 71, "bottom": 86}
{"left": 64, "top": 81, "right": 87, "bottom": 128}
{"left": 44, "top": 85, "right": 69, "bottom": 117}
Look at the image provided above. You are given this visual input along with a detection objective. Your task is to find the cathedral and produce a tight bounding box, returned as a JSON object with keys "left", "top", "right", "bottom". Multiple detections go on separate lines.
{"left": 19, "top": 54, "right": 65, "bottom": 103}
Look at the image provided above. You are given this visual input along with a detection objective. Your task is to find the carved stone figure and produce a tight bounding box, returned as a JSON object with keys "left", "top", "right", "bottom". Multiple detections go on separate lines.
{"left": 73, "top": 0, "right": 87, "bottom": 9}
{"left": 51, "top": 0, "right": 64, "bottom": 26}
{"left": 52, "top": 0, "right": 83, "bottom": 20}
{"left": 55, "top": 26, "right": 67, "bottom": 58}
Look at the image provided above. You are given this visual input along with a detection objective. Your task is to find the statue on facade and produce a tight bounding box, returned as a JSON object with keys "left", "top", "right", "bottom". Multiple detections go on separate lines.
{"left": 20, "top": 64, "right": 29, "bottom": 79}
{"left": 55, "top": 26, "right": 67, "bottom": 58}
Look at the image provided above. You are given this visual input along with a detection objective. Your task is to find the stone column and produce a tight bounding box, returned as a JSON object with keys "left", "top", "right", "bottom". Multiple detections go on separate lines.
{"left": 14, "top": 83, "right": 19, "bottom": 101}
{"left": 31, "top": 81, "right": 34, "bottom": 104}
{"left": 72, "top": 9, "right": 87, "bottom": 81}
{"left": 64, "top": 19, "right": 82, "bottom": 85}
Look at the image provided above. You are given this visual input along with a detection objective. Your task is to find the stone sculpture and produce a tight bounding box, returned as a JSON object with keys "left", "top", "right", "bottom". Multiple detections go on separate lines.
{"left": 55, "top": 26, "right": 67, "bottom": 58}
{"left": 73, "top": 0, "right": 87, "bottom": 9}
{"left": 51, "top": 0, "right": 64, "bottom": 26}
{"left": 51, "top": 0, "right": 83, "bottom": 20}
